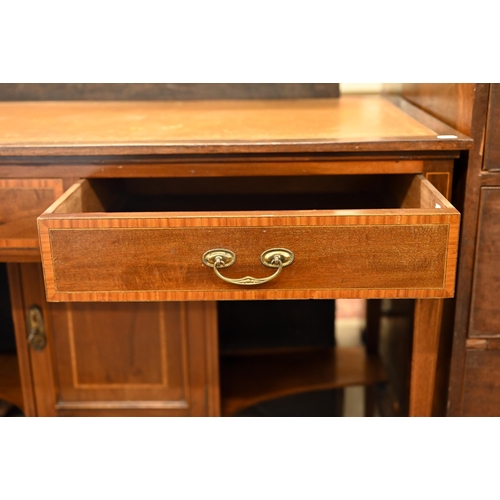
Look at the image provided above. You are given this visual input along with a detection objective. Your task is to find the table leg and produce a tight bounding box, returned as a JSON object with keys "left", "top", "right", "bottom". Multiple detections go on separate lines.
{"left": 409, "top": 299, "right": 444, "bottom": 417}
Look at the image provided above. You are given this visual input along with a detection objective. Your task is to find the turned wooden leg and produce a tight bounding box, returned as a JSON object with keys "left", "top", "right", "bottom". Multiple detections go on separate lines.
{"left": 409, "top": 299, "right": 444, "bottom": 417}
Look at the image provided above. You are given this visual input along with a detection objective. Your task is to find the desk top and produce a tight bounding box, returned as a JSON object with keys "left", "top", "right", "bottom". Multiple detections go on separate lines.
{"left": 0, "top": 96, "right": 471, "bottom": 156}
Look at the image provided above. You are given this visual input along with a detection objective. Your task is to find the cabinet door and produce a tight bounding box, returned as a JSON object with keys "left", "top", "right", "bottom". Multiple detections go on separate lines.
{"left": 13, "top": 263, "right": 219, "bottom": 416}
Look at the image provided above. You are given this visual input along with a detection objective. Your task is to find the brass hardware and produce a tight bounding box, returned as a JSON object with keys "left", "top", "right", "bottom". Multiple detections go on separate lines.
{"left": 202, "top": 249, "right": 236, "bottom": 268}
{"left": 202, "top": 248, "right": 294, "bottom": 286}
{"left": 260, "top": 248, "right": 295, "bottom": 268}
{"left": 26, "top": 305, "right": 46, "bottom": 352}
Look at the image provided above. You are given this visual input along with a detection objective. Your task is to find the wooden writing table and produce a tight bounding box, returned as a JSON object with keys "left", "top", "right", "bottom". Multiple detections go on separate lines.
{"left": 0, "top": 96, "right": 471, "bottom": 416}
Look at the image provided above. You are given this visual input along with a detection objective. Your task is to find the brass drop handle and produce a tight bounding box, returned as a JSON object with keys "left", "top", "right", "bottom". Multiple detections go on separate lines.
{"left": 26, "top": 305, "right": 46, "bottom": 352}
{"left": 202, "top": 248, "right": 294, "bottom": 286}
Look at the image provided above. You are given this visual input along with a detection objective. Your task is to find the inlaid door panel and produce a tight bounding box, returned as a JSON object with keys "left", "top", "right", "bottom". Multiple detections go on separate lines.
{"left": 50, "top": 302, "right": 187, "bottom": 409}
{"left": 12, "top": 263, "right": 220, "bottom": 416}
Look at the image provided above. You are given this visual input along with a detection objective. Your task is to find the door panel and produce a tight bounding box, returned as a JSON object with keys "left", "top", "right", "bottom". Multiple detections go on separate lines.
{"left": 50, "top": 302, "right": 187, "bottom": 408}
{"left": 13, "top": 263, "right": 219, "bottom": 416}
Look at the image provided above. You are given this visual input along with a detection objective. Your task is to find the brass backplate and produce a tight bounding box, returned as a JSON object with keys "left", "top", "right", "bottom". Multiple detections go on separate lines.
{"left": 26, "top": 305, "right": 46, "bottom": 352}
{"left": 260, "top": 248, "right": 295, "bottom": 268}
{"left": 202, "top": 249, "right": 236, "bottom": 268}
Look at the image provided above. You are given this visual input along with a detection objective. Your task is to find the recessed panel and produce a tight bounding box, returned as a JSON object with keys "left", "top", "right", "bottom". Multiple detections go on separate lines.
{"left": 50, "top": 302, "right": 187, "bottom": 405}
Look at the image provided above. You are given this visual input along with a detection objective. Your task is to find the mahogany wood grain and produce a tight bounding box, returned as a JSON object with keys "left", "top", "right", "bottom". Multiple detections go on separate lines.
{"left": 18, "top": 263, "right": 58, "bottom": 416}
{"left": 402, "top": 84, "right": 476, "bottom": 136}
{"left": 386, "top": 95, "right": 473, "bottom": 140}
{"left": 409, "top": 295, "right": 457, "bottom": 417}
{"left": 483, "top": 84, "right": 500, "bottom": 171}
{"left": 444, "top": 84, "right": 493, "bottom": 415}
{"left": 0, "top": 248, "right": 41, "bottom": 262}
{"left": 400, "top": 84, "right": 493, "bottom": 416}
{"left": 425, "top": 172, "right": 452, "bottom": 199}
{"left": 487, "top": 339, "right": 500, "bottom": 349}
{"left": 0, "top": 92, "right": 472, "bottom": 417}
{"left": 0, "top": 97, "right": 471, "bottom": 156}
{"left": 410, "top": 299, "right": 444, "bottom": 416}
{"left": 477, "top": 172, "right": 500, "bottom": 186}
{"left": 11, "top": 263, "right": 220, "bottom": 416}
{"left": 0, "top": 160, "right": 429, "bottom": 178}
{"left": 0, "top": 178, "right": 64, "bottom": 251}
{"left": 419, "top": 183, "right": 455, "bottom": 426}
{"left": 220, "top": 346, "right": 386, "bottom": 416}
{"left": 422, "top": 160, "right": 454, "bottom": 199}
{"left": 185, "top": 302, "right": 220, "bottom": 417}
{"left": 364, "top": 161, "right": 453, "bottom": 408}
{"left": 432, "top": 298, "right": 456, "bottom": 416}
{"left": 38, "top": 176, "right": 459, "bottom": 302}
{"left": 205, "top": 301, "right": 221, "bottom": 416}
{"left": 49, "top": 301, "right": 188, "bottom": 407}
{"left": 40, "top": 299, "right": 219, "bottom": 416}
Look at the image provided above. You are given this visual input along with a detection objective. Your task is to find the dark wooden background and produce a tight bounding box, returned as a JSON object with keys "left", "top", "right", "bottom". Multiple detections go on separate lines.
{"left": 0, "top": 83, "right": 340, "bottom": 101}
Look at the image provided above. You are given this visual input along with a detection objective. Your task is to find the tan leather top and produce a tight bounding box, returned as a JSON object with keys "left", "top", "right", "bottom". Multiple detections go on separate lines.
{"left": 0, "top": 96, "right": 471, "bottom": 155}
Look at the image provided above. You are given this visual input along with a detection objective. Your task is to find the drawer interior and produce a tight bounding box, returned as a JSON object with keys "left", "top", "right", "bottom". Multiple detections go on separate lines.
{"left": 50, "top": 174, "right": 449, "bottom": 214}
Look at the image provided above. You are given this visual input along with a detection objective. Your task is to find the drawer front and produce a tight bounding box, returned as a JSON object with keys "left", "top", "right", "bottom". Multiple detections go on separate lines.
{"left": 0, "top": 178, "right": 64, "bottom": 249}
{"left": 38, "top": 176, "right": 460, "bottom": 302}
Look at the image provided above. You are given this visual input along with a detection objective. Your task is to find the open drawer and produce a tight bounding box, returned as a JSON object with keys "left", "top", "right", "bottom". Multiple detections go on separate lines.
{"left": 37, "top": 174, "right": 460, "bottom": 302}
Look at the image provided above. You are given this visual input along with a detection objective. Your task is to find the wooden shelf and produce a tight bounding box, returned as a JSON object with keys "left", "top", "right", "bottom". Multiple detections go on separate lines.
{"left": 220, "top": 346, "right": 387, "bottom": 416}
{"left": 0, "top": 353, "right": 24, "bottom": 411}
